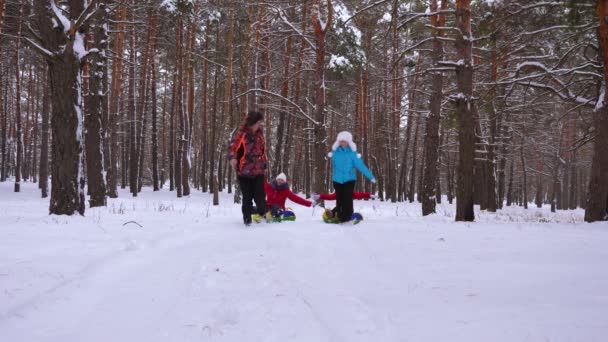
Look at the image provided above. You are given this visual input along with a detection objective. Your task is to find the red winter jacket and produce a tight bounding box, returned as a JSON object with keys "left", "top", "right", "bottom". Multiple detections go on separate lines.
{"left": 264, "top": 181, "right": 312, "bottom": 210}
{"left": 228, "top": 125, "right": 267, "bottom": 177}
{"left": 319, "top": 192, "right": 372, "bottom": 201}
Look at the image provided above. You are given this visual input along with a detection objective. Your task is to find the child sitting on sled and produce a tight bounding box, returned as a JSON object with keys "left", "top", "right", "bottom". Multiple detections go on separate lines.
{"left": 252, "top": 173, "right": 312, "bottom": 222}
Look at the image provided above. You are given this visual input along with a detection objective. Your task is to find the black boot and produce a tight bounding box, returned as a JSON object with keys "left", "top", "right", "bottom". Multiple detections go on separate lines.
{"left": 243, "top": 215, "right": 252, "bottom": 226}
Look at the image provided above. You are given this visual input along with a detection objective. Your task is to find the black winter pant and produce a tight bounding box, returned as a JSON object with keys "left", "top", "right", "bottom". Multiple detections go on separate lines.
{"left": 333, "top": 181, "right": 355, "bottom": 222}
{"left": 239, "top": 175, "right": 266, "bottom": 219}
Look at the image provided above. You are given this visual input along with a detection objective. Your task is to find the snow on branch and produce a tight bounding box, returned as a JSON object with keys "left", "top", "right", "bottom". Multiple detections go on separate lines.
{"left": 595, "top": 83, "right": 605, "bottom": 112}
{"left": 398, "top": 10, "right": 456, "bottom": 30}
{"left": 344, "top": 0, "right": 391, "bottom": 25}
{"left": 438, "top": 60, "right": 465, "bottom": 67}
{"left": 50, "top": 0, "right": 70, "bottom": 34}
{"left": 521, "top": 23, "right": 595, "bottom": 36}
{"left": 521, "top": 81, "right": 596, "bottom": 108}
{"left": 311, "top": 0, "right": 333, "bottom": 35}
{"left": 423, "top": 24, "right": 461, "bottom": 34}
{"left": 517, "top": 61, "right": 601, "bottom": 79}
{"left": 508, "top": 1, "right": 564, "bottom": 16}
{"left": 23, "top": 37, "right": 55, "bottom": 59}
{"left": 270, "top": 5, "right": 315, "bottom": 51}
{"left": 74, "top": 0, "right": 105, "bottom": 33}
{"left": 231, "top": 89, "right": 320, "bottom": 126}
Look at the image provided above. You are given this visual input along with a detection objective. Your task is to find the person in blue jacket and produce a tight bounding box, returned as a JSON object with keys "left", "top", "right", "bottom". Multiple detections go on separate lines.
{"left": 327, "top": 131, "right": 376, "bottom": 222}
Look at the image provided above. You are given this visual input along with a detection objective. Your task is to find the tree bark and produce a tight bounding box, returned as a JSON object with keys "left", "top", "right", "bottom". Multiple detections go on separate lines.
{"left": 107, "top": 3, "right": 127, "bottom": 198}
{"left": 32, "top": 0, "right": 88, "bottom": 215}
{"left": 454, "top": 0, "right": 475, "bottom": 221}
{"left": 421, "top": 0, "right": 446, "bottom": 215}
{"left": 0, "top": 0, "right": 4, "bottom": 182}
{"left": 584, "top": 0, "right": 608, "bottom": 222}
{"left": 209, "top": 21, "right": 220, "bottom": 194}
{"left": 311, "top": 0, "right": 333, "bottom": 194}
{"left": 399, "top": 58, "right": 421, "bottom": 201}
{"left": 128, "top": 0, "right": 138, "bottom": 196}
{"left": 152, "top": 56, "right": 160, "bottom": 191}
{"left": 84, "top": 9, "right": 108, "bottom": 208}
{"left": 520, "top": 137, "right": 528, "bottom": 209}
{"left": 14, "top": 4, "right": 23, "bottom": 192}
{"left": 273, "top": 36, "right": 292, "bottom": 176}
{"left": 199, "top": 22, "right": 210, "bottom": 193}
{"left": 39, "top": 67, "right": 49, "bottom": 198}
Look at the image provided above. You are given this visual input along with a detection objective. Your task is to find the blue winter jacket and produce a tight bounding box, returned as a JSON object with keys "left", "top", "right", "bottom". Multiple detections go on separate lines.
{"left": 330, "top": 146, "right": 375, "bottom": 184}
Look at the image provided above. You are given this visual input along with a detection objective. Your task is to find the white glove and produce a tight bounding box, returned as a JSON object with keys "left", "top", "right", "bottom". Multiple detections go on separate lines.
{"left": 370, "top": 178, "right": 377, "bottom": 184}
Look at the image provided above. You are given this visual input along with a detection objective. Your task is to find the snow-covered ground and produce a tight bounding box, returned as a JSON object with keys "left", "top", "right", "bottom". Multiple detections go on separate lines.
{"left": 1, "top": 182, "right": 607, "bottom": 342}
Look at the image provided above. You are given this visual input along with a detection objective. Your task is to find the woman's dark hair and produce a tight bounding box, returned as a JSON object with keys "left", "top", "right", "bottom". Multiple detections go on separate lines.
{"left": 244, "top": 111, "right": 264, "bottom": 128}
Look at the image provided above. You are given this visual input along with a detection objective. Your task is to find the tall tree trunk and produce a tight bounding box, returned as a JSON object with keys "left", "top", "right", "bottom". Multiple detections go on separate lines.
{"left": 209, "top": 22, "right": 220, "bottom": 194}
{"left": 311, "top": 0, "right": 333, "bottom": 193}
{"left": 39, "top": 67, "right": 49, "bottom": 198}
{"left": 107, "top": 3, "right": 127, "bottom": 198}
{"left": 183, "top": 4, "right": 198, "bottom": 197}
{"left": 136, "top": 9, "right": 157, "bottom": 194}
{"left": 585, "top": 0, "right": 608, "bottom": 222}
{"left": 128, "top": 1, "right": 138, "bottom": 197}
{"left": 14, "top": 4, "right": 23, "bottom": 192}
{"left": 84, "top": 11, "right": 108, "bottom": 208}
{"left": 421, "top": 0, "right": 446, "bottom": 215}
{"left": 200, "top": 22, "right": 210, "bottom": 193}
{"left": 535, "top": 151, "right": 545, "bottom": 209}
{"left": 0, "top": 0, "right": 5, "bottom": 182}
{"left": 485, "top": 39, "right": 498, "bottom": 212}
{"left": 273, "top": 36, "right": 292, "bottom": 176}
{"left": 386, "top": 0, "right": 401, "bottom": 203}
{"left": 454, "top": 0, "right": 475, "bottom": 221}
{"left": 520, "top": 137, "right": 528, "bottom": 209}
{"left": 23, "top": 66, "right": 31, "bottom": 183}
{"left": 569, "top": 150, "right": 577, "bottom": 209}
{"left": 32, "top": 0, "right": 89, "bottom": 215}
{"left": 506, "top": 158, "right": 514, "bottom": 206}
{"left": 408, "top": 104, "right": 421, "bottom": 202}
{"left": 399, "top": 59, "right": 421, "bottom": 201}
{"left": 223, "top": 0, "right": 236, "bottom": 200}
{"left": 161, "top": 73, "right": 168, "bottom": 188}
{"left": 174, "top": 15, "right": 184, "bottom": 198}
{"left": 152, "top": 58, "right": 160, "bottom": 191}
{"left": 32, "top": 71, "right": 40, "bottom": 183}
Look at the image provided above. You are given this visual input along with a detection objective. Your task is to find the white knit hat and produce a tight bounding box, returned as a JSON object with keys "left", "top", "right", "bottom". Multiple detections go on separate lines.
{"left": 327, "top": 131, "right": 358, "bottom": 158}
{"left": 276, "top": 173, "right": 287, "bottom": 182}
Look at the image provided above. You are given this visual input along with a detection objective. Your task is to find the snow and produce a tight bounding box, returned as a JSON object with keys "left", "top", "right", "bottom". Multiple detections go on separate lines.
{"left": 333, "top": 1, "right": 362, "bottom": 45}
{"left": 516, "top": 61, "right": 548, "bottom": 72}
{"left": 24, "top": 38, "right": 55, "bottom": 59}
{"left": 1, "top": 182, "right": 608, "bottom": 342}
{"left": 73, "top": 32, "right": 87, "bottom": 60}
{"left": 161, "top": 0, "right": 194, "bottom": 13}
{"left": 161, "top": 0, "right": 176, "bottom": 12}
{"left": 595, "top": 83, "right": 605, "bottom": 112}
{"left": 50, "top": 1, "right": 70, "bottom": 33}
{"left": 380, "top": 12, "right": 392, "bottom": 23}
{"left": 334, "top": 2, "right": 351, "bottom": 23}
{"left": 329, "top": 54, "right": 352, "bottom": 69}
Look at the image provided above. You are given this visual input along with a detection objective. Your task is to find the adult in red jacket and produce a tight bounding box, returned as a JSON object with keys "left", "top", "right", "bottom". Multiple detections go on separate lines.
{"left": 264, "top": 173, "right": 312, "bottom": 218}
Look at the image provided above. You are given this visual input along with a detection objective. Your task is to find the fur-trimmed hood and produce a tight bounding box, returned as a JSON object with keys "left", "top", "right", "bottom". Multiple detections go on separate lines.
{"left": 328, "top": 131, "right": 358, "bottom": 158}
